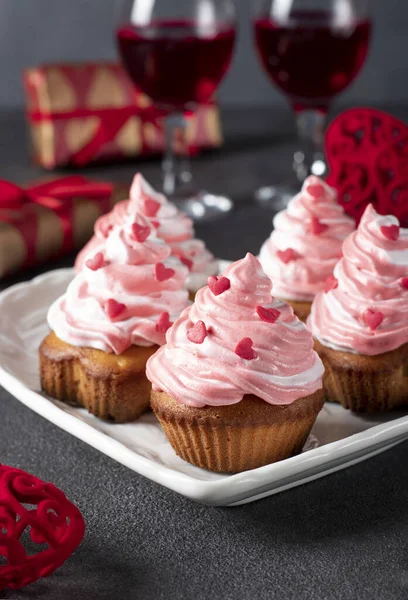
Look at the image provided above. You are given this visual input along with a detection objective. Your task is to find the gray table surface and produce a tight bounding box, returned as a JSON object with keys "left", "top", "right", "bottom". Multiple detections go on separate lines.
{"left": 1, "top": 108, "right": 408, "bottom": 600}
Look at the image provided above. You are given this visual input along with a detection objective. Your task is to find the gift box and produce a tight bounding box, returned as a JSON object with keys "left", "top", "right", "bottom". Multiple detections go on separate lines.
{"left": 23, "top": 63, "right": 223, "bottom": 169}
{"left": 0, "top": 176, "right": 128, "bottom": 278}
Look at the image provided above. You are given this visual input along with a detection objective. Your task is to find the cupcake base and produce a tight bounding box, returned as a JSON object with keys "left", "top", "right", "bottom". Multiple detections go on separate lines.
{"left": 282, "top": 298, "right": 312, "bottom": 323}
{"left": 151, "top": 390, "right": 324, "bottom": 473}
{"left": 40, "top": 331, "right": 158, "bottom": 423}
{"left": 314, "top": 339, "right": 408, "bottom": 412}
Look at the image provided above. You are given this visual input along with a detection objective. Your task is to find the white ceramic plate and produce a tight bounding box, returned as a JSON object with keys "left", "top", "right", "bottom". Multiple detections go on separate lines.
{"left": 0, "top": 268, "right": 407, "bottom": 507}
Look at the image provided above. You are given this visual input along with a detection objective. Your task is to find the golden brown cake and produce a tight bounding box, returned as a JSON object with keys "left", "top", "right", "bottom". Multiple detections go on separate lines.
{"left": 282, "top": 298, "right": 312, "bottom": 323}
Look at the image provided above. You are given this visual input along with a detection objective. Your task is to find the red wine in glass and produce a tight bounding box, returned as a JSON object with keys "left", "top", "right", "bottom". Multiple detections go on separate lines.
{"left": 254, "top": 11, "right": 372, "bottom": 112}
{"left": 117, "top": 21, "right": 236, "bottom": 111}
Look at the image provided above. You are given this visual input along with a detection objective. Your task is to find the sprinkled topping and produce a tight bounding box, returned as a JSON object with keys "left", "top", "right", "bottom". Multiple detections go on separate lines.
{"left": 144, "top": 198, "right": 160, "bottom": 217}
{"left": 207, "top": 275, "right": 231, "bottom": 296}
{"left": 235, "top": 337, "right": 257, "bottom": 360}
{"left": 380, "top": 224, "right": 399, "bottom": 241}
{"left": 306, "top": 182, "right": 325, "bottom": 198}
{"left": 151, "top": 220, "right": 160, "bottom": 229}
{"left": 85, "top": 252, "right": 104, "bottom": 271}
{"left": 131, "top": 222, "right": 151, "bottom": 243}
{"left": 187, "top": 320, "right": 207, "bottom": 344}
{"left": 155, "top": 263, "right": 175, "bottom": 282}
{"left": 362, "top": 308, "right": 384, "bottom": 331}
{"left": 276, "top": 248, "right": 300, "bottom": 264}
{"left": 256, "top": 306, "right": 280, "bottom": 323}
{"left": 105, "top": 299, "right": 126, "bottom": 319}
{"left": 180, "top": 256, "right": 193, "bottom": 271}
{"left": 401, "top": 278, "right": 408, "bottom": 290}
{"left": 311, "top": 215, "right": 328, "bottom": 235}
{"left": 100, "top": 223, "right": 113, "bottom": 238}
{"left": 324, "top": 275, "right": 338, "bottom": 293}
{"left": 156, "top": 312, "right": 172, "bottom": 333}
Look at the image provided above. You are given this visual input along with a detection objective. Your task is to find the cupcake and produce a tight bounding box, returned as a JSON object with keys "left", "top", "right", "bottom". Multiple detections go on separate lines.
{"left": 146, "top": 253, "right": 324, "bottom": 473}
{"left": 309, "top": 204, "right": 408, "bottom": 412}
{"left": 259, "top": 176, "right": 355, "bottom": 321}
{"left": 76, "top": 174, "right": 218, "bottom": 297}
{"left": 40, "top": 212, "right": 189, "bottom": 423}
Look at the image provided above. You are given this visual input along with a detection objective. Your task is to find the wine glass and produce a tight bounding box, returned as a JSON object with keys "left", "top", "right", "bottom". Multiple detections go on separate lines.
{"left": 253, "top": 0, "right": 372, "bottom": 209}
{"left": 116, "top": 0, "right": 236, "bottom": 222}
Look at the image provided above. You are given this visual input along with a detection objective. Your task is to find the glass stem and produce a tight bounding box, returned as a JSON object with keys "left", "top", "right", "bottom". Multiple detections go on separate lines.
{"left": 162, "top": 113, "right": 193, "bottom": 198}
{"left": 293, "top": 109, "right": 328, "bottom": 182}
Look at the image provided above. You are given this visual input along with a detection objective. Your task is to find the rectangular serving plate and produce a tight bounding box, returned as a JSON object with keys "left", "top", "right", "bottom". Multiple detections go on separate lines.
{"left": 0, "top": 268, "right": 407, "bottom": 506}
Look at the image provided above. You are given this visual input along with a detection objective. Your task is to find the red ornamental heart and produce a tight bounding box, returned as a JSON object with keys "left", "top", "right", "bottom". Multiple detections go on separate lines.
{"left": 207, "top": 276, "right": 231, "bottom": 296}
{"left": 362, "top": 308, "right": 384, "bottom": 330}
{"left": 0, "top": 464, "right": 85, "bottom": 590}
{"left": 276, "top": 248, "right": 300, "bottom": 264}
{"left": 180, "top": 256, "right": 193, "bottom": 270}
{"left": 85, "top": 252, "right": 104, "bottom": 271}
{"left": 325, "top": 275, "right": 339, "bottom": 293}
{"left": 325, "top": 108, "right": 408, "bottom": 226}
{"left": 105, "top": 299, "right": 126, "bottom": 319}
{"left": 380, "top": 224, "right": 400, "bottom": 241}
{"left": 256, "top": 306, "right": 280, "bottom": 323}
{"left": 144, "top": 198, "right": 160, "bottom": 217}
{"left": 306, "top": 182, "right": 326, "bottom": 198}
{"left": 401, "top": 278, "right": 408, "bottom": 289}
{"left": 131, "top": 222, "right": 151, "bottom": 243}
{"left": 235, "top": 337, "right": 257, "bottom": 360}
{"left": 187, "top": 320, "right": 207, "bottom": 344}
{"left": 311, "top": 216, "right": 328, "bottom": 235}
{"left": 156, "top": 311, "right": 172, "bottom": 333}
{"left": 151, "top": 220, "right": 160, "bottom": 229}
{"left": 155, "top": 263, "right": 175, "bottom": 282}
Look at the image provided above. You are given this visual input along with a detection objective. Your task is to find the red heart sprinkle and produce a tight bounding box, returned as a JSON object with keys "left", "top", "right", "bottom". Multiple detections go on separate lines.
{"left": 180, "top": 256, "right": 193, "bottom": 270}
{"left": 401, "top": 278, "right": 408, "bottom": 289}
{"left": 151, "top": 220, "right": 160, "bottom": 229}
{"left": 187, "top": 320, "right": 207, "bottom": 344}
{"left": 131, "top": 222, "right": 151, "bottom": 243}
{"left": 325, "top": 275, "right": 339, "bottom": 293}
{"left": 306, "top": 182, "right": 325, "bottom": 198}
{"left": 207, "top": 276, "right": 231, "bottom": 296}
{"left": 156, "top": 311, "right": 173, "bottom": 333}
{"left": 235, "top": 337, "right": 257, "bottom": 360}
{"left": 155, "top": 263, "right": 175, "bottom": 282}
{"left": 362, "top": 308, "right": 384, "bottom": 330}
{"left": 144, "top": 198, "right": 160, "bottom": 217}
{"left": 311, "top": 215, "right": 328, "bottom": 235}
{"left": 105, "top": 299, "right": 126, "bottom": 319}
{"left": 276, "top": 248, "right": 300, "bottom": 264}
{"left": 100, "top": 222, "right": 113, "bottom": 237}
{"left": 256, "top": 306, "right": 280, "bottom": 323}
{"left": 85, "top": 252, "right": 104, "bottom": 271}
{"left": 380, "top": 225, "right": 400, "bottom": 241}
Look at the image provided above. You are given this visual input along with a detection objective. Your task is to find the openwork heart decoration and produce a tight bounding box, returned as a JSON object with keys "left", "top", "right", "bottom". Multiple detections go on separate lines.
{"left": 0, "top": 464, "right": 85, "bottom": 590}
{"left": 325, "top": 108, "right": 408, "bottom": 226}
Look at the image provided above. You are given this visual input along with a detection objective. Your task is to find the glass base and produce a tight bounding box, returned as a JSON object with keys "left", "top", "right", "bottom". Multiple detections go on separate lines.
{"left": 171, "top": 190, "right": 234, "bottom": 222}
{"left": 254, "top": 183, "right": 299, "bottom": 211}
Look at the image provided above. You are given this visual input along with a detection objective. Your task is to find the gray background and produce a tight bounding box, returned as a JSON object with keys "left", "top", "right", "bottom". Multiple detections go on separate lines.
{"left": 0, "top": 0, "right": 406, "bottom": 109}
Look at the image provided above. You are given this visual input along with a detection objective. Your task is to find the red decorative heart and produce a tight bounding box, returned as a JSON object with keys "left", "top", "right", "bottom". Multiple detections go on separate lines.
{"left": 151, "top": 220, "right": 160, "bottom": 229}
{"left": 187, "top": 320, "right": 207, "bottom": 344}
{"left": 207, "top": 276, "right": 231, "bottom": 296}
{"left": 324, "top": 275, "right": 339, "bottom": 293}
{"left": 105, "top": 299, "right": 126, "bottom": 319}
{"left": 311, "top": 216, "right": 328, "bottom": 235}
{"left": 306, "top": 181, "right": 326, "bottom": 198}
{"left": 144, "top": 198, "right": 160, "bottom": 217}
{"left": 325, "top": 108, "right": 408, "bottom": 226}
{"left": 400, "top": 278, "right": 408, "bottom": 290}
{"left": 155, "top": 263, "right": 175, "bottom": 282}
{"left": 180, "top": 256, "right": 193, "bottom": 270}
{"left": 256, "top": 306, "right": 280, "bottom": 323}
{"left": 380, "top": 224, "right": 400, "bottom": 241}
{"left": 235, "top": 337, "right": 257, "bottom": 360}
{"left": 362, "top": 308, "right": 384, "bottom": 330}
{"left": 276, "top": 248, "right": 300, "bottom": 264}
{"left": 131, "top": 222, "right": 151, "bottom": 243}
{"left": 85, "top": 252, "right": 104, "bottom": 271}
{"left": 156, "top": 311, "right": 172, "bottom": 333}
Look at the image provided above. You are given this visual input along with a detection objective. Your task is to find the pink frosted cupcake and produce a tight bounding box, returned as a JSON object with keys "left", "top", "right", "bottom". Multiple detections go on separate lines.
{"left": 147, "top": 253, "right": 324, "bottom": 473}
{"left": 259, "top": 176, "right": 355, "bottom": 322}
{"left": 76, "top": 174, "right": 218, "bottom": 296}
{"left": 309, "top": 205, "right": 408, "bottom": 412}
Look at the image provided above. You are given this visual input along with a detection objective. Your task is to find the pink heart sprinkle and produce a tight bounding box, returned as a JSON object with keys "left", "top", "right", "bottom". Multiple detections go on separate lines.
{"left": 380, "top": 224, "right": 399, "bottom": 241}
{"left": 207, "top": 276, "right": 231, "bottom": 296}
{"left": 156, "top": 312, "right": 173, "bottom": 333}
{"left": 362, "top": 308, "right": 384, "bottom": 330}
{"left": 187, "top": 320, "right": 207, "bottom": 344}
{"left": 311, "top": 215, "right": 328, "bottom": 235}
{"left": 151, "top": 220, "right": 160, "bottom": 229}
{"left": 85, "top": 252, "right": 104, "bottom": 271}
{"left": 325, "top": 275, "right": 339, "bottom": 293}
{"left": 401, "top": 278, "right": 408, "bottom": 290}
{"left": 256, "top": 306, "right": 280, "bottom": 323}
{"left": 131, "top": 222, "right": 151, "bottom": 243}
{"left": 105, "top": 299, "right": 126, "bottom": 319}
{"left": 155, "top": 263, "right": 175, "bottom": 282}
{"left": 276, "top": 248, "right": 300, "bottom": 264}
{"left": 100, "top": 222, "right": 113, "bottom": 238}
{"left": 144, "top": 198, "right": 160, "bottom": 217}
{"left": 235, "top": 337, "right": 257, "bottom": 360}
{"left": 180, "top": 256, "right": 193, "bottom": 271}
{"left": 306, "top": 183, "right": 325, "bottom": 198}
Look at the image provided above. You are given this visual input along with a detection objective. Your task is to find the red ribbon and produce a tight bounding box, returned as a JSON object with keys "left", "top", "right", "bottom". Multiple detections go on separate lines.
{"left": 0, "top": 176, "right": 113, "bottom": 266}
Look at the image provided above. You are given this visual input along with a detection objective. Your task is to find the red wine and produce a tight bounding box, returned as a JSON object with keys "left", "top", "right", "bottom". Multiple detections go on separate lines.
{"left": 255, "top": 12, "right": 371, "bottom": 112}
{"left": 117, "top": 20, "right": 235, "bottom": 111}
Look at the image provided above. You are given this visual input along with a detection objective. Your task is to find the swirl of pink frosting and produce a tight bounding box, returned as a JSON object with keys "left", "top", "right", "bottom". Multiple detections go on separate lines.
{"left": 309, "top": 204, "right": 408, "bottom": 355}
{"left": 49, "top": 213, "right": 189, "bottom": 354}
{"left": 259, "top": 176, "right": 355, "bottom": 301}
{"left": 75, "top": 174, "right": 217, "bottom": 292}
{"left": 146, "top": 253, "right": 324, "bottom": 407}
